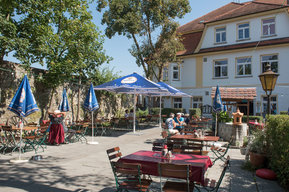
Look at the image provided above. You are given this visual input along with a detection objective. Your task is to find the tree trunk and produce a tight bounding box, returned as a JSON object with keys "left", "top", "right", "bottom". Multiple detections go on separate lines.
{"left": 44, "top": 88, "right": 55, "bottom": 119}
{"left": 76, "top": 77, "right": 81, "bottom": 122}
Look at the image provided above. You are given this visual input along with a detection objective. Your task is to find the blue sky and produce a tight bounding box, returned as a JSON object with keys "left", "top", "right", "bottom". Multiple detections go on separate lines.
{"left": 6, "top": 0, "right": 248, "bottom": 76}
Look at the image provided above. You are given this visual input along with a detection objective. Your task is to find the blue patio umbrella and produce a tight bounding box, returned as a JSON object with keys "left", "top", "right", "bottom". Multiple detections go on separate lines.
{"left": 148, "top": 82, "right": 191, "bottom": 129}
{"left": 83, "top": 83, "right": 99, "bottom": 144}
{"left": 7, "top": 75, "right": 39, "bottom": 162}
{"left": 94, "top": 72, "right": 168, "bottom": 133}
{"left": 212, "top": 85, "right": 225, "bottom": 136}
{"left": 58, "top": 88, "right": 70, "bottom": 112}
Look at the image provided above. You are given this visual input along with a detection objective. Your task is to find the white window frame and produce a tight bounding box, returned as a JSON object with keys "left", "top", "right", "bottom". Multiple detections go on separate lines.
{"left": 192, "top": 96, "right": 203, "bottom": 109}
{"left": 262, "top": 95, "right": 277, "bottom": 114}
{"left": 214, "top": 59, "right": 228, "bottom": 78}
{"left": 237, "top": 23, "right": 250, "bottom": 40}
{"left": 172, "top": 64, "right": 180, "bottom": 81}
{"left": 163, "top": 67, "right": 169, "bottom": 81}
{"left": 215, "top": 27, "right": 226, "bottom": 43}
{"left": 262, "top": 18, "right": 276, "bottom": 37}
{"left": 261, "top": 54, "right": 278, "bottom": 73}
{"left": 236, "top": 57, "right": 252, "bottom": 76}
{"left": 173, "top": 98, "right": 182, "bottom": 109}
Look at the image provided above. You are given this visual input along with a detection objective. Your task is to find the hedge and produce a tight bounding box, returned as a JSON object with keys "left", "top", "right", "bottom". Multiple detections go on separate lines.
{"left": 242, "top": 116, "right": 263, "bottom": 123}
{"left": 280, "top": 111, "right": 288, "bottom": 115}
{"left": 189, "top": 108, "right": 201, "bottom": 118}
{"left": 150, "top": 108, "right": 185, "bottom": 117}
{"left": 266, "top": 115, "right": 289, "bottom": 189}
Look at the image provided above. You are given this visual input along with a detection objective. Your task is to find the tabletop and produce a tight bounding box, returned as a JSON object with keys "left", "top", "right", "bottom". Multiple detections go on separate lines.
{"left": 119, "top": 150, "right": 212, "bottom": 184}
{"left": 170, "top": 135, "right": 220, "bottom": 142}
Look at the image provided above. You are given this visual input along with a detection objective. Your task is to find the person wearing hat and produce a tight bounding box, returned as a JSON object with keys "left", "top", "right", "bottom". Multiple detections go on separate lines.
{"left": 48, "top": 110, "right": 66, "bottom": 145}
{"left": 165, "top": 113, "right": 179, "bottom": 135}
{"left": 174, "top": 112, "right": 185, "bottom": 134}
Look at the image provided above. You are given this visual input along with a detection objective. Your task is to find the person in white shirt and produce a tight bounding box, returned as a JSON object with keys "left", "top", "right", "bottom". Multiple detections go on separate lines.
{"left": 165, "top": 113, "right": 179, "bottom": 135}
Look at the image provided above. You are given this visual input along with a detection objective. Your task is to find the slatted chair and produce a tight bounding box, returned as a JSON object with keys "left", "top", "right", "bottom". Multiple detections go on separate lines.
{"left": 195, "top": 156, "right": 230, "bottom": 192}
{"left": 172, "top": 143, "right": 204, "bottom": 155}
{"left": 112, "top": 162, "right": 152, "bottom": 192}
{"left": 211, "top": 139, "right": 232, "bottom": 165}
{"left": 152, "top": 130, "right": 169, "bottom": 151}
{"left": 107, "top": 146, "right": 122, "bottom": 169}
{"left": 75, "top": 123, "right": 88, "bottom": 143}
{"left": 158, "top": 163, "right": 194, "bottom": 192}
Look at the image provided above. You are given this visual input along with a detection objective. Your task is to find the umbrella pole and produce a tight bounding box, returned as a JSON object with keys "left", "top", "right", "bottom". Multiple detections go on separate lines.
{"left": 215, "top": 113, "right": 218, "bottom": 136}
{"left": 133, "top": 91, "right": 136, "bottom": 133}
{"left": 19, "top": 117, "right": 23, "bottom": 160}
{"left": 88, "top": 111, "right": 98, "bottom": 144}
{"left": 159, "top": 96, "right": 162, "bottom": 129}
{"left": 92, "top": 111, "right": 94, "bottom": 142}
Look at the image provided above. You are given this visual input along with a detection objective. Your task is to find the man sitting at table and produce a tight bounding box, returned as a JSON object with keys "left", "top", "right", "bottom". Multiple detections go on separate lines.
{"left": 165, "top": 113, "right": 179, "bottom": 135}
{"left": 174, "top": 112, "right": 185, "bottom": 134}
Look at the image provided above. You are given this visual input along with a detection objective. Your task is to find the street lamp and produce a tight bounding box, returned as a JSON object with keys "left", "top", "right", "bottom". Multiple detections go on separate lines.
{"left": 258, "top": 64, "right": 279, "bottom": 117}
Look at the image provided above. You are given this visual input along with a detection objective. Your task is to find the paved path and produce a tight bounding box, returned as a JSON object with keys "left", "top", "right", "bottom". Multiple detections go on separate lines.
{"left": 0, "top": 126, "right": 285, "bottom": 192}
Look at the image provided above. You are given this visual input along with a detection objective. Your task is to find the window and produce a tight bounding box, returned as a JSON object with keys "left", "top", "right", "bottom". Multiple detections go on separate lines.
{"left": 172, "top": 65, "right": 180, "bottom": 81}
{"left": 262, "top": 18, "right": 275, "bottom": 36}
{"left": 192, "top": 97, "right": 202, "bottom": 108}
{"left": 238, "top": 23, "right": 250, "bottom": 40}
{"left": 236, "top": 57, "right": 252, "bottom": 76}
{"left": 262, "top": 96, "right": 277, "bottom": 114}
{"left": 173, "top": 98, "right": 182, "bottom": 108}
{"left": 214, "top": 59, "right": 228, "bottom": 78}
{"left": 261, "top": 54, "right": 278, "bottom": 73}
{"left": 215, "top": 27, "right": 226, "bottom": 43}
{"left": 163, "top": 67, "right": 168, "bottom": 81}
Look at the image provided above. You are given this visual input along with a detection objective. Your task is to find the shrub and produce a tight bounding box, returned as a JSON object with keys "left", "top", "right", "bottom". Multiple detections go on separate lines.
{"left": 280, "top": 111, "right": 288, "bottom": 115}
{"left": 157, "top": 108, "right": 185, "bottom": 117}
{"left": 266, "top": 115, "right": 289, "bottom": 189}
{"left": 212, "top": 111, "right": 232, "bottom": 122}
{"left": 136, "top": 108, "right": 148, "bottom": 117}
{"left": 242, "top": 116, "right": 263, "bottom": 123}
{"left": 189, "top": 108, "right": 201, "bottom": 118}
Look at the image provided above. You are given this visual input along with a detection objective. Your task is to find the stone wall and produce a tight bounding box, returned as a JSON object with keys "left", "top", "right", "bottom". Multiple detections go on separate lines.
{"left": 0, "top": 61, "right": 134, "bottom": 125}
{"left": 218, "top": 122, "right": 248, "bottom": 147}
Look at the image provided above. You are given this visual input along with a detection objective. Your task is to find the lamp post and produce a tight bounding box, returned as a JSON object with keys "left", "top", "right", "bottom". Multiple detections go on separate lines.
{"left": 258, "top": 64, "right": 279, "bottom": 117}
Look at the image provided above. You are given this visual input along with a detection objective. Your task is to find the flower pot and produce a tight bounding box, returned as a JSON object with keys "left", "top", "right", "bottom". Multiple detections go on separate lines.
{"left": 250, "top": 152, "right": 266, "bottom": 167}
{"left": 240, "top": 147, "right": 246, "bottom": 155}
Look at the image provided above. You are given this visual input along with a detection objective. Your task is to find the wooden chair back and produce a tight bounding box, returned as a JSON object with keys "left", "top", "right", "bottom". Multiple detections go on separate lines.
{"left": 106, "top": 146, "right": 122, "bottom": 162}
{"left": 115, "top": 162, "right": 141, "bottom": 176}
{"left": 159, "top": 163, "right": 190, "bottom": 179}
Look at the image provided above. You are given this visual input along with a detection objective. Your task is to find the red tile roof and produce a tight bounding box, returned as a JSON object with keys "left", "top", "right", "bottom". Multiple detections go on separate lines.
{"left": 198, "top": 37, "right": 289, "bottom": 54}
{"left": 177, "top": 31, "right": 203, "bottom": 56}
{"left": 211, "top": 87, "right": 257, "bottom": 100}
{"left": 176, "top": 0, "right": 289, "bottom": 57}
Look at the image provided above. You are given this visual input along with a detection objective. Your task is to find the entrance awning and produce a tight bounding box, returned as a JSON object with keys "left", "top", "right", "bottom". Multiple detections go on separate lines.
{"left": 211, "top": 87, "right": 256, "bottom": 101}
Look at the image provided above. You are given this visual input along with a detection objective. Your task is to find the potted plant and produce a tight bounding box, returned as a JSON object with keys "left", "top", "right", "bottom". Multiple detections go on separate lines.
{"left": 249, "top": 130, "right": 267, "bottom": 167}
{"left": 240, "top": 136, "right": 248, "bottom": 155}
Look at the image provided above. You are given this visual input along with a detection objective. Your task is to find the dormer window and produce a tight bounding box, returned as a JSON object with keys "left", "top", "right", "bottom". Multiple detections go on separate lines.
{"left": 215, "top": 27, "right": 226, "bottom": 43}
{"left": 238, "top": 23, "right": 250, "bottom": 40}
{"left": 262, "top": 18, "right": 275, "bottom": 37}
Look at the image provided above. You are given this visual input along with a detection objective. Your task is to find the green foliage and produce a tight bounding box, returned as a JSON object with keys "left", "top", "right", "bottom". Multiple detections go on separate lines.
{"left": 250, "top": 130, "right": 266, "bottom": 154}
{"left": 213, "top": 111, "right": 232, "bottom": 123}
{"left": 242, "top": 116, "right": 263, "bottom": 123}
{"left": 280, "top": 111, "right": 288, "bottom": 115}
{"left": 136, "top": 108, "right": 148, "bottom": 117}
{"left": 266, "top": 115, "right": 289, "bottom": 188}
{"left": 243, "top": 136, "right": 248, "bottom": 147}
{"left": 157, "top": 108, "right": 185, "bottom": 117}
{"left": 97, "top": 0, "right": 191, "bottom": 80}
{"left": 189, "top": 108, "right": 201, "bottom": 118}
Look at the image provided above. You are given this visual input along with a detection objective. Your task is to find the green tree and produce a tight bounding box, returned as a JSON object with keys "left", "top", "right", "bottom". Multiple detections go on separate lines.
{"left": 0, "top": 0, "right": 29, "bottom": 65}
{"left": 97, "top": 0, "right": 190, "bottom": 80}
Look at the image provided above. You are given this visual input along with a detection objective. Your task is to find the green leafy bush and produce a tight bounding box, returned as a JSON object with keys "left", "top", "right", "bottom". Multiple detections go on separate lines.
{"left": 152, "top": 108, "right": 185, "bottom": 117}
{"left": 189, "top": 108, "right": 201, "bottom": 118}
{"left": 213, "top": 111, "right": 232, "bottom": 122}
{"left": 250, "top": 129, "right": 266, "bottom": 154}
{"left": 280, "top": 111, "right": 288, "bottom": 115}
{"left": 136, "top": 108, "right": 148, "bottom": 117}
{"left": 266, "top": 115, "right": 289, "bottom": 189}
{"left": 242, "top": 116, "right": 263, "bottom": 123}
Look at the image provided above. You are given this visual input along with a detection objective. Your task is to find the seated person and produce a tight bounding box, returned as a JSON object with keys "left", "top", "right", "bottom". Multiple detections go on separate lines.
{"left": 124, "top": 109, "right": 129, "bottom": 118}
{"left": 165, "top": 113, "right": 179, "bottom": 135}
{"left": 128, "top": 109, "right": 134, "bottom": 118}
{"left": 174, "top": 112, "right": 185, "bottom": 134}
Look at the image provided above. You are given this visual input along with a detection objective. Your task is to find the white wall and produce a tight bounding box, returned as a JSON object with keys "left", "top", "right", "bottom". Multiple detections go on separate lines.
{"left": 201, "top": 12, "right": 289, "bottom": 49}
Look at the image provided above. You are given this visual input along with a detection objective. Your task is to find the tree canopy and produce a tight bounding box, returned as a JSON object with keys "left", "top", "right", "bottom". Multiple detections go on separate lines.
{"left": 0, "top": 0, "right": 111, "bottom": 88}
{"left": 97, "top": 0, "right": 190, "bottom": 81}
